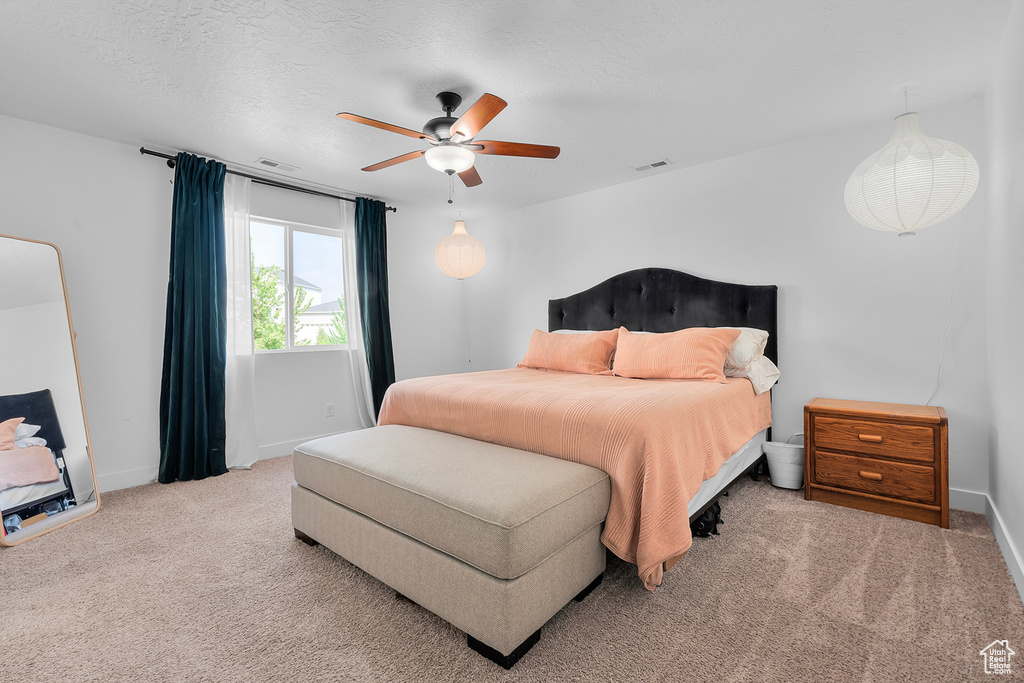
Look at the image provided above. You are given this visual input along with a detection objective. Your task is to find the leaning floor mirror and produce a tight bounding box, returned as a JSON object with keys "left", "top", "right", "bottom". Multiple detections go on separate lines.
{"left": 0, "top": 234, "right": 100, "bottom": 545}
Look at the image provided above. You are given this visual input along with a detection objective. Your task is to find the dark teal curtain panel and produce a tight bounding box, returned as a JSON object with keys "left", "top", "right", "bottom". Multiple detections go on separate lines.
{"left": 158, "top": 152, "right": 228, "bottom": 483}
{"left": 354, "top": 197, "right": 396, "bottom": 418}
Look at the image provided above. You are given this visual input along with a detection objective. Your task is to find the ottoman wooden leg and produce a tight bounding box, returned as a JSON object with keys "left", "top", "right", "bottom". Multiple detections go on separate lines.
{"left": 468, "top": 628, "right": 541, "bottom": 669}
{"left": 294, "top": 528, "right": 319, "bottom": 546}
{"left": 572, "top": 573, "right": 603, "bottom": 602}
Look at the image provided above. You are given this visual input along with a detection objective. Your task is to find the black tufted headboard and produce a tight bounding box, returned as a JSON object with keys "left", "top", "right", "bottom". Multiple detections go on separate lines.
{"left": 0, "top": 389, "right": 67, "bottom": 452}
{"left": 548, "top": 268, "right": 778, "bottom": 367}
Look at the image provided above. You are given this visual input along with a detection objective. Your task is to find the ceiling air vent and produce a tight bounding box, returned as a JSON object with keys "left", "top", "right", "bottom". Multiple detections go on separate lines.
{"left": 634, "top": 159, "right": 672, "bottom": 172}
{"left": 255, "top": 157, "right": 300, "bottom": 173}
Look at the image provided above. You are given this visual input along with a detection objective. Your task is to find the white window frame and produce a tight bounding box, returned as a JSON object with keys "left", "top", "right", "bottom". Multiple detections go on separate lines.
{"left": 250, "top": 215, "right": 349, "bottom": 353}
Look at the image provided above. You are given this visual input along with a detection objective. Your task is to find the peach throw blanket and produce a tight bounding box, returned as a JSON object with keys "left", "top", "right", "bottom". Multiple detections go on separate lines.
{"left": 378, "top": 368, "right": 772, "bottom": 590}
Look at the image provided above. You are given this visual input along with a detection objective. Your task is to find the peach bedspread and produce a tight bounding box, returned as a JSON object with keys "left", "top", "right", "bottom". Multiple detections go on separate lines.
{"left": 378, "top": 368, "right": 772, "bottom": 590}
{"left": 0, "top": 446, "right": 60, "bottom": 492}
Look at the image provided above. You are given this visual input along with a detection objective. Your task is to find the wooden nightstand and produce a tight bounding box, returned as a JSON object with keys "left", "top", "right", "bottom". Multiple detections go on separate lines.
{"left": 804, "top": 398, "right": 949, "bottom": 528}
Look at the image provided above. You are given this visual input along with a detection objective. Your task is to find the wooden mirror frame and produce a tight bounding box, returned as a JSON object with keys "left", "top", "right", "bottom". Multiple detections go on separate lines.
{"left": 0, "top": 234, "right": 100, "bottom": 545}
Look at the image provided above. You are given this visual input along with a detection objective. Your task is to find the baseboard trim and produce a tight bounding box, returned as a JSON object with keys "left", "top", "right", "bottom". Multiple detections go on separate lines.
{"left": 94, "top": 429, "right": 367, "bottom": 493}
{"left": 97, "top": 465, "right": 157, "bottom": 493}
{"left": 986, "top": 495, "right": 1024, "bottom": 606}
{"left": 949, "top": 487, "right": 987, "bottom": 514}
{"left": 952, "top": 488, "right": 1023, "bottom": 604}
{"left": 257, "top": 428, "right": 364, "bottom": 461}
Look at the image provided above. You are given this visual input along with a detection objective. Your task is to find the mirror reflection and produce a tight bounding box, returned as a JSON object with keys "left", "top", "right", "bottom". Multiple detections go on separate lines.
{"left": 0, "top": 235, "right": 99, "bottom": 545}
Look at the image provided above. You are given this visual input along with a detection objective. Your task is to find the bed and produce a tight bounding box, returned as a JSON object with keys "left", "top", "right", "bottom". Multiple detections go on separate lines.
{"left": 1, "top": 389, "right": 77, "bottom": 535}
{"left": 378, "top": 267, "right": 778, "bottom": 590}
{"left": 551, "top": 266, "right": 778, "bottom": 512}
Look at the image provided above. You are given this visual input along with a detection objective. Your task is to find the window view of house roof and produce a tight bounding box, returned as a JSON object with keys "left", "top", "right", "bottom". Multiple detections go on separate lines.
{"left": 305, "top": 299, "right": 342, "bottom": 313}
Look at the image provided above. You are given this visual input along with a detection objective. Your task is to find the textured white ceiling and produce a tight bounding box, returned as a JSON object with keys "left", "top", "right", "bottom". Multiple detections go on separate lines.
{"left": 0, "top": 1, "right": 1012, "bottom": 214}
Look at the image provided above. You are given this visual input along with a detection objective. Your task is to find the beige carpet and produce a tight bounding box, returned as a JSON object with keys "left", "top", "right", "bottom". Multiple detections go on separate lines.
{"left": 3, "top": 455, "right": 1022, "bottom": 682}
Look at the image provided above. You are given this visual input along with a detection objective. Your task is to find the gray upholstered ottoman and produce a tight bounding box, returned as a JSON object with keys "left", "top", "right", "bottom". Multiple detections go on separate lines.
{"left": 291, "top": 425, "right": 611, "bottom": 668}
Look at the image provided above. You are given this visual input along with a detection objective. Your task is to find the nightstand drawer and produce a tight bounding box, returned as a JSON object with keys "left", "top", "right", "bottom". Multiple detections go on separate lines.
{"left": 814, "top": 451, "right": 935, "bottom": 504}
{"left": 813, "top": 416, "right": 935, "bottom": 463}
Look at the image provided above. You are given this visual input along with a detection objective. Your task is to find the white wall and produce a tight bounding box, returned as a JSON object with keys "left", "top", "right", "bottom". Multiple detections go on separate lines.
{"left": 0, "top": 114, "right": 171, "bottom": 491}
{"left": 252, "top": 351, "right": 363, "bottom": 457}
{"left": 387, "top": 205, "right": 473, "bottom": 380}
{"left": 0, "top": 114, "right": 371, "bottom": 489}
{"left": 986, "top": 0, "right": 1024, "bottom": 594}
{"left": 461, "top": 100, "right": 991, "bottom": 499}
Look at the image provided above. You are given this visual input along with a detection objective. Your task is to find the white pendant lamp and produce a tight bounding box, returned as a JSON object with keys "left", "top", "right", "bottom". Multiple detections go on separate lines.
{"left": 435, "top": 220, "right": 486, "bottom": 279}
{"left": 844, "top": 112, "right": 979, "bottom": 236}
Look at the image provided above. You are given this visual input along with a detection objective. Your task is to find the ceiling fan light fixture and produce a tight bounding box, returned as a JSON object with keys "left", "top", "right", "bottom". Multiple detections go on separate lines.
{"left": 425, "top": 144, "right": 475, "bottom": 174}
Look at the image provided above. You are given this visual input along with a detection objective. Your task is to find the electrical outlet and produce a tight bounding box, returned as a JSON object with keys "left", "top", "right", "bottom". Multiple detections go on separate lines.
{"left": 326, "top": 403, "right": 335, "bottom": 417}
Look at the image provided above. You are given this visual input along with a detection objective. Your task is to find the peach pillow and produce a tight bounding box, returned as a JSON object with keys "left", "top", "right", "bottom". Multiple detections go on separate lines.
{"left": 518, "top": 328, "right": 618, "bottom": 375}
{"left": 0, "top": 417, "right": 25, "bottom": 451}
{"left": 612, "top": 327, "right": 741, "bottom": 382}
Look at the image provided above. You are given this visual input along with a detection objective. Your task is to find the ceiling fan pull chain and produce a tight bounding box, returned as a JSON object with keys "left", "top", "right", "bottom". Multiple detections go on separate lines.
{"left": 448, "top": 172, "right": 454, "bottom": 204}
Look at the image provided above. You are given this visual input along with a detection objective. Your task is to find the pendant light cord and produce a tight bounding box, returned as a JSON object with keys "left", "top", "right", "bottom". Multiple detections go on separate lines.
{"left": 459, "top": 208, "right": 472, "bottom": 368}
{"left": 926, "top": 222, "right": 965, "bottom": 406}
{"left": 926, "top": 94, "right": 975, "bottom": 406}
{"left": 464, "top": 282, "right": 473, "bottom": 369}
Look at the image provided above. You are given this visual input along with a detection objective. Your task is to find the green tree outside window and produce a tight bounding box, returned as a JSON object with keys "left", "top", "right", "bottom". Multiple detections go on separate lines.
{"left": 251, "top": 251, "right": 314, "bottom": 349}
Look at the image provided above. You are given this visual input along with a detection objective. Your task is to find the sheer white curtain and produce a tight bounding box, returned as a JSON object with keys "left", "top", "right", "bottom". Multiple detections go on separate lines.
{"left": 224, "top": 175, "right": 260, "bottom": 468}
{"left": 340, "top": 200, "right": 376, "bottom": 428}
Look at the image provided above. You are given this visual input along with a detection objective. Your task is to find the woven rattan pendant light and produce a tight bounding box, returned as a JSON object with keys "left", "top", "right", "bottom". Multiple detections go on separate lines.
{"left": 435, "top": 220, "right": 486, "bottom": 279}
{"left": 844, "top": 112, "right": 979, "bottom": 236}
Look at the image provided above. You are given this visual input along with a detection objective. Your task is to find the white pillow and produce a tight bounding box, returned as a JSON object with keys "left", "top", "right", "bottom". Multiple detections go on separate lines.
{"left": 15, "top": 436, "right": 47, "bottom": 448}
{"left": 742, "top": 356, "right": 781, "bottom": 395}
{"left": 722, "top": 327, "right": 769, "bottom": 375}
{"left": 14, "top": 422, "right": 42, "bottom": 439}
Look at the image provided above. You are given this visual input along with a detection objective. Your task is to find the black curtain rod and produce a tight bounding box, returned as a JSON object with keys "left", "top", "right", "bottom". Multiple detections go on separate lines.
{"left": 139, "top": 147, "right": 396, "bottom": 213}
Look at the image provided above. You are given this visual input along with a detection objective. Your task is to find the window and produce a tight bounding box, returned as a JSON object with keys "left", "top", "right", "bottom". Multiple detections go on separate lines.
{"left": 249, "top": 218, "right": 348, "bottom": 351}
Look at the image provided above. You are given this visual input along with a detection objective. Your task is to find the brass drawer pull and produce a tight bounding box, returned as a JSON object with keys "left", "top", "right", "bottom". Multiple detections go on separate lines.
{"left": 858, "top": 434, "right": 883, "bottom": 443}
{"left": 859, "top": 470, "right": 883, "bottom": 481}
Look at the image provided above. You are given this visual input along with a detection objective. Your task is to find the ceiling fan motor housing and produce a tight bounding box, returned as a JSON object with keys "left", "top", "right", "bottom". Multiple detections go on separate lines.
{"left": 422, "top": 91, "right": 464, "bottom": 140}
{"left": 423, "top": 116, "right": 458, "bottom": 141}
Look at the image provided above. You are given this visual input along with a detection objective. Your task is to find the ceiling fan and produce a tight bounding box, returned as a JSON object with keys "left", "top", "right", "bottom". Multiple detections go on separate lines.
{"left": 337, "top": 91, "right": 560, "bottom": 188}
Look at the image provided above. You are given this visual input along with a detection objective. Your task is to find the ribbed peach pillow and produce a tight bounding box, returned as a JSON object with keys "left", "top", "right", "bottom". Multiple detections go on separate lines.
{"left": 517, "top": 328, "right": 618, "bottom": 375}
{"left": 612, "top": 327, "right": 741, "bottom": 382}
{"left": 0, "top": 417, "right": 24, "bottom": 451}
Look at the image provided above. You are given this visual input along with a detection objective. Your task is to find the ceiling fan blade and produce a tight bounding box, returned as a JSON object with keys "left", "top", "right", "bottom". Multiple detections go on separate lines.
{"left": 361, "top": 150, "right": 426, "bottom": 172}
{"left": 458, "top": 165, "right": 483, "bottom": 187}
{"left": 337, "top": 113, "right": 435, "bottom": 141}
{"left": 449, "top": 94, "right": 507, "bottom": 141}
{"left": 473, "top": 140, "right": 560, "bottom": 159}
